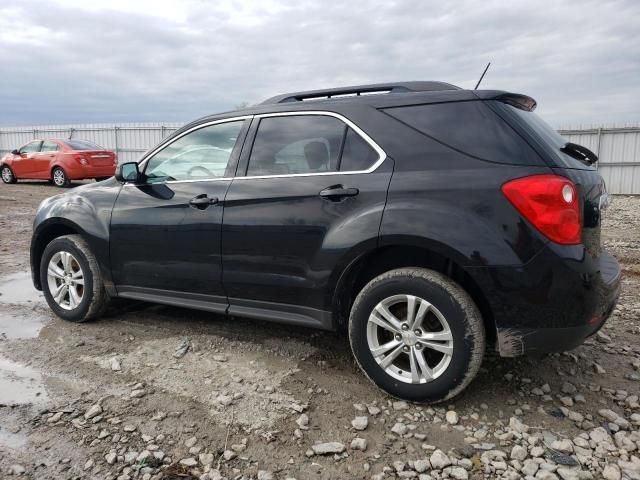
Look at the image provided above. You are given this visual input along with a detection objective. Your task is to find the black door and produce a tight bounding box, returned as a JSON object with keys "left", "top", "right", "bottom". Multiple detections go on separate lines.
{"left": 110, "top": 119, "right": 249, "bottom": 310}
{"left": 222, "top": 113, "right": 393, "bottom": 328}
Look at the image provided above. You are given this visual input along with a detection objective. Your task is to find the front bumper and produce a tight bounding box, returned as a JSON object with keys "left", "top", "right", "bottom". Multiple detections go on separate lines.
{"left": 468, "top": 247, "right": 621, "bottom": 357}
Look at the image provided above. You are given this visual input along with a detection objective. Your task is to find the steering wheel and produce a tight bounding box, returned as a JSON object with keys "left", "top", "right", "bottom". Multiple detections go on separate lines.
{"left": 187, "top": 165, "right": 214, "bottom": 177}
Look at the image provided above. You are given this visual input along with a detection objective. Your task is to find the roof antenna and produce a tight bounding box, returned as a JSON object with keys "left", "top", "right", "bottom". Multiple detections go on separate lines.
{"left": 474, "top": 62, "right": 491, "bottom": 90}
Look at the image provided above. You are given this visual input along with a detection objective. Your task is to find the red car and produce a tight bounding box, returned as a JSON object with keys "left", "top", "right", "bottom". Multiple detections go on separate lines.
{"left": 1, "top": 139, "right": 117, "bottom": 187}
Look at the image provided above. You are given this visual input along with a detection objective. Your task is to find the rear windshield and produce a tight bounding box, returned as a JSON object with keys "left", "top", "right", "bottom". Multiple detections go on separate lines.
{"left": 498, "top": 103, "right": 594, "bottom": 170}
{"left": 65, "top": 140, "right": 103, "bottom": 150}
{"left": 383, "top": 101, "right": 543, "bottom": 166}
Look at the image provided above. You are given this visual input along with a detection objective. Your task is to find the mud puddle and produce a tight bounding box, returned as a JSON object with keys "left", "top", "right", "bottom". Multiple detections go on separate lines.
{"left": 0, "top": 357, "right": 49, "bottom": 406}
{"left": 0, "top": 271, "right": 43, "bottom": 305}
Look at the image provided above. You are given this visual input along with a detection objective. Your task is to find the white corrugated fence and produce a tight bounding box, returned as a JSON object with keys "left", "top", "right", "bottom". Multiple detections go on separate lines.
{"left": 1, "top": 122, "right": 638, "bottom": 193}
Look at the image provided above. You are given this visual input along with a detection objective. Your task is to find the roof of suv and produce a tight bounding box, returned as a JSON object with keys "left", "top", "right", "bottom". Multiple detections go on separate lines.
{"left": 180, "top": 82, "right": 537, "bottom": 135}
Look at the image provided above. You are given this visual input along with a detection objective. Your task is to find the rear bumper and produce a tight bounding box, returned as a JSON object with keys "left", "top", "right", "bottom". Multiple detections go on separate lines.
{"left": 64, "top": 163, "right": 116, "bottom": 179}
{"left": 468, "top": 246, "right": 621, "bottom": 357}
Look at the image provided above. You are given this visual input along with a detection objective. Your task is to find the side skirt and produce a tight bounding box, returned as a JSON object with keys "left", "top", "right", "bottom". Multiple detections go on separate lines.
{"left": 115, "top": 286, "right": 334, "bottom": 330}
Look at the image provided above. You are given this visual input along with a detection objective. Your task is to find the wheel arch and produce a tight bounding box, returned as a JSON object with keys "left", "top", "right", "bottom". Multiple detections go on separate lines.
{"left": 331, "top": 240, "right": 496, "bottom": 344}
{"left": 31, "top": 218, "right": 87, "bottom": 290}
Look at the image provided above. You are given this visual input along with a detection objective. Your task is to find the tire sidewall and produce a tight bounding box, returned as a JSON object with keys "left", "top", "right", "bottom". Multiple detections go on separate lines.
{"left": 349, "top": 272, "right": 480, "bottom": 403}
{"left": 40, "top": 237, "right": 95, "bottom": 322}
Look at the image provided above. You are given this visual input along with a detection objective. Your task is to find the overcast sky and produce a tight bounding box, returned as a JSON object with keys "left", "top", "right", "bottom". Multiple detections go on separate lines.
{"left": 0, "top": 0, "right": 638, "bottom": 128}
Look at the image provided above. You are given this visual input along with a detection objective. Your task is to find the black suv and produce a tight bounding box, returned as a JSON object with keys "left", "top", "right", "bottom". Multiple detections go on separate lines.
{"left": 30, "top": 82, "right": 620, "bottom": 402}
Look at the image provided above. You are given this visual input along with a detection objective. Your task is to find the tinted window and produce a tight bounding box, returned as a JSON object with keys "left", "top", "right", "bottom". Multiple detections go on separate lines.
{"left": 502, "top": 104, "right": 592, "bottom": 170}
{"left": 41, "top": 141, "right": 59, "bottom": 152}
{"left": 65, "top": 140, "right": 102, "bottom": 150}
{"left": 145, "top": 121, "right": 245, "bottom": 183}
{"left": 384, "top": 101, "right": 541, "bottom": 165}
{"left": 340, "top": 128, "right": 378, "bottom": 171}
{"left": 247, "top": 116, "right": 345, "bottom": 175}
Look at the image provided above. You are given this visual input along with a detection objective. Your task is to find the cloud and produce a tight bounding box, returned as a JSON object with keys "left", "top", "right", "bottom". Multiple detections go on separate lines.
{"left": 0, "top": 0, "right": 638, "bottom": 127}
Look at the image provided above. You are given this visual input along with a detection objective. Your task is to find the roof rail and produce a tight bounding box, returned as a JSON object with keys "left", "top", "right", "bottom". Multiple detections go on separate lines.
{"left": 260, "top": 81, "right": 460, "bottom": 104}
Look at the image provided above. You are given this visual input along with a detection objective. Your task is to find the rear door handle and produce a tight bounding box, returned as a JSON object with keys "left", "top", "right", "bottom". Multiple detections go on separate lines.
{"left": 319, "top": 185, "right": 359, "bottom": 200}
{"left": 189, "top": 194, "right": 219, "bottom": 209}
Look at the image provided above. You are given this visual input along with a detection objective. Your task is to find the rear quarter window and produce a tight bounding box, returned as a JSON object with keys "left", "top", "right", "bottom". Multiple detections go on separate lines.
{"left": 383, "top": 101, "right": 543, "bottom": 166}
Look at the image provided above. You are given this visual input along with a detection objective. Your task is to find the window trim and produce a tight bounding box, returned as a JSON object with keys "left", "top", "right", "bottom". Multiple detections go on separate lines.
{"left": 131, "top": 111, "right": 386, "bottom": 186}
{"left": 236, "top": 111, "right": 386, "bottom": 180}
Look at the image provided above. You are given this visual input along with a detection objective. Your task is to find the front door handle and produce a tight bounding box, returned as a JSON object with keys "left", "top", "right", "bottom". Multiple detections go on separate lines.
{"left": 319, "top": 185, "right": 359, "bottom": 201}
{"left": 189, "top": 194, "right": 219, "bottom": 209}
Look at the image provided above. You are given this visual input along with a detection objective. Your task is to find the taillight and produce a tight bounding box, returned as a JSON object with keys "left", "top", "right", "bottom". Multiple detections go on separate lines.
{"left": 74, "top": 154, "right": 88, "bottom": 165}
{"left": 501, "top": 174, "right": 581, "bottom": 245}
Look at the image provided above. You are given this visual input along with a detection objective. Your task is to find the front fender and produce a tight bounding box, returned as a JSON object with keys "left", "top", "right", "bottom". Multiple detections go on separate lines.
{"left": 30, "top": 179, "right": 120, "bottom": 291}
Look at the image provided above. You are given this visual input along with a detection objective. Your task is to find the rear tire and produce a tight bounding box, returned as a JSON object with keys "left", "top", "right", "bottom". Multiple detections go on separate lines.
{"left": 349, "top": 267, "right": 485, "bottom": 403}
{"left": 1, "top": 165, "right": 17, "bottom": 184}
{"left": 40, "top": 234, "right": 109, "bottom": 322}
{"left": 52, "top": 167, "right": 70, "bottom": 187}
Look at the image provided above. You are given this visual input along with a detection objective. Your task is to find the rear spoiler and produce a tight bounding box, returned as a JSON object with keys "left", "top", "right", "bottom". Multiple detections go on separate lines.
{"left": 473, "top": 90, "right": 537, "bottom": 111}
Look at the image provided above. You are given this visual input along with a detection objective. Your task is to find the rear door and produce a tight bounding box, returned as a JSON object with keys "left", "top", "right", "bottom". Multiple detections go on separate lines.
{"left": 221, "top": 112, "right": 393, "bottom": 328}
{"left": 33, "top": 140, "right": 59, "bottom": 178}
{"left": 110, "top": 118, "right": 250, "bottom": 309}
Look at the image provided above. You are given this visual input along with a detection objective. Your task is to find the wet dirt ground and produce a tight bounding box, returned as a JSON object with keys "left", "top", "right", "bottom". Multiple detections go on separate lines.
{"left": 0, "top": 181, "right": 638, "bottom": 480}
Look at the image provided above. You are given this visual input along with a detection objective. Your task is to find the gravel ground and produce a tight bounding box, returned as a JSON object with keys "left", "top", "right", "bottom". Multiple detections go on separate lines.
{"left": 0, "top": 181, "right": 638, "bottom": 480}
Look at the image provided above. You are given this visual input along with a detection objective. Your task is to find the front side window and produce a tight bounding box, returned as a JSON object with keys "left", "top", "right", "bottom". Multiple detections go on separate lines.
{"left": 20, "top": 141, "right": 42, "bottom": 153}
{"left": 144, "top": 120, "right": 245, "bottom": 183}
{"left": 247, "top": 115, "right": 346, "bottom": 176}
{"left": 41, "top": 141, "right": 59, "bottom": 152}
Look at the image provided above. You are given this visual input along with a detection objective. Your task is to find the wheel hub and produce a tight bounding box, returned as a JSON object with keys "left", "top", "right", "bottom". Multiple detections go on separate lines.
{"left": 402, "top": 331, "right": 418, "bottom": 346}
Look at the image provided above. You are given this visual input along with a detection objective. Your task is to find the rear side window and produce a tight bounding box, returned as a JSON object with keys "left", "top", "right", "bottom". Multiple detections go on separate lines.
{"left": 246, "top": 115, "right": 381, "bottom": 176}
{"left": 383, "top": 101, "right": 542, "bottom": 165}
{"left": 499, "top": 103, "right": 593, "bottom": 170}
{"left": 339, "top": 128, "right": 378, "bottom": 172}
{"left": 247, "top": 116, "right": 345, "bottom": 175}
{"left": 41, "top": 141, "right": 59, "bottom": 152}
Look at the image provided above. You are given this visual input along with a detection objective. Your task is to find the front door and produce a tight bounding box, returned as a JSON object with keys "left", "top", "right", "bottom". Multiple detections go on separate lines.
{"left": 222, "top": 113, "right": 392, "bottom": 328}
{"left": 12, "top": 140, "right": 42, "bottom": 177}
{"left": 110, "top": 118, "right": 250, "bottom": 310}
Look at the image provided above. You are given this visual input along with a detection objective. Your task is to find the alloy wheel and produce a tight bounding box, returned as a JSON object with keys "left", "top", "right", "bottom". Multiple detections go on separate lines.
{"left": 53, "top": 169, "right": 66, "bottom": 186}
{"left": 366, "top": 294, "right": 453, "bottom": 384}
{"left": 1, "top": 167, "right": 13, "bottom": 183}
{"left": 46, "top": 251, "right": 85, "bottom": 310}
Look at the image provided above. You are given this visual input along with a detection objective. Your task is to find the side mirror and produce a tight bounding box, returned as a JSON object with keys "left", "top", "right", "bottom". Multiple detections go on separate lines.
{"left": 115, "top": 162, "right": 141, "bottom": 183}
{"left": 11, "top": 149, "right": 19, "bottom": 155}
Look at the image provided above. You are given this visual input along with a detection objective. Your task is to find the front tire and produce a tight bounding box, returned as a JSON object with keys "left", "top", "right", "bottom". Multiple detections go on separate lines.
{"left": 349, "top": 268, "right": 485, "bottom": 403}
{"left": 1, "top": 165, "right": 17, "bottom": 184}
{"left": 52, "top": 167, "right": 70, "bottom": 187}
{"left": 40, "top": 234, "right": 109, "bottom": 322}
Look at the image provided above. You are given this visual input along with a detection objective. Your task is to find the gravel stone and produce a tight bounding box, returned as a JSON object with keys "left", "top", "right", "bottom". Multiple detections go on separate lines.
{"left": 350, "top": 437, "right": 367, "bottom": 451}
{"left": 311, "top": 442, "right": 345, "bottom": 455}
{"left": 351, "top": 416, "right": 369, "bottom": 430}
{"left": 429, "top": 449, "right": 451, "bottom": 469}
{"left": 445, "top": 410, "right": 459, "bottom": 425}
